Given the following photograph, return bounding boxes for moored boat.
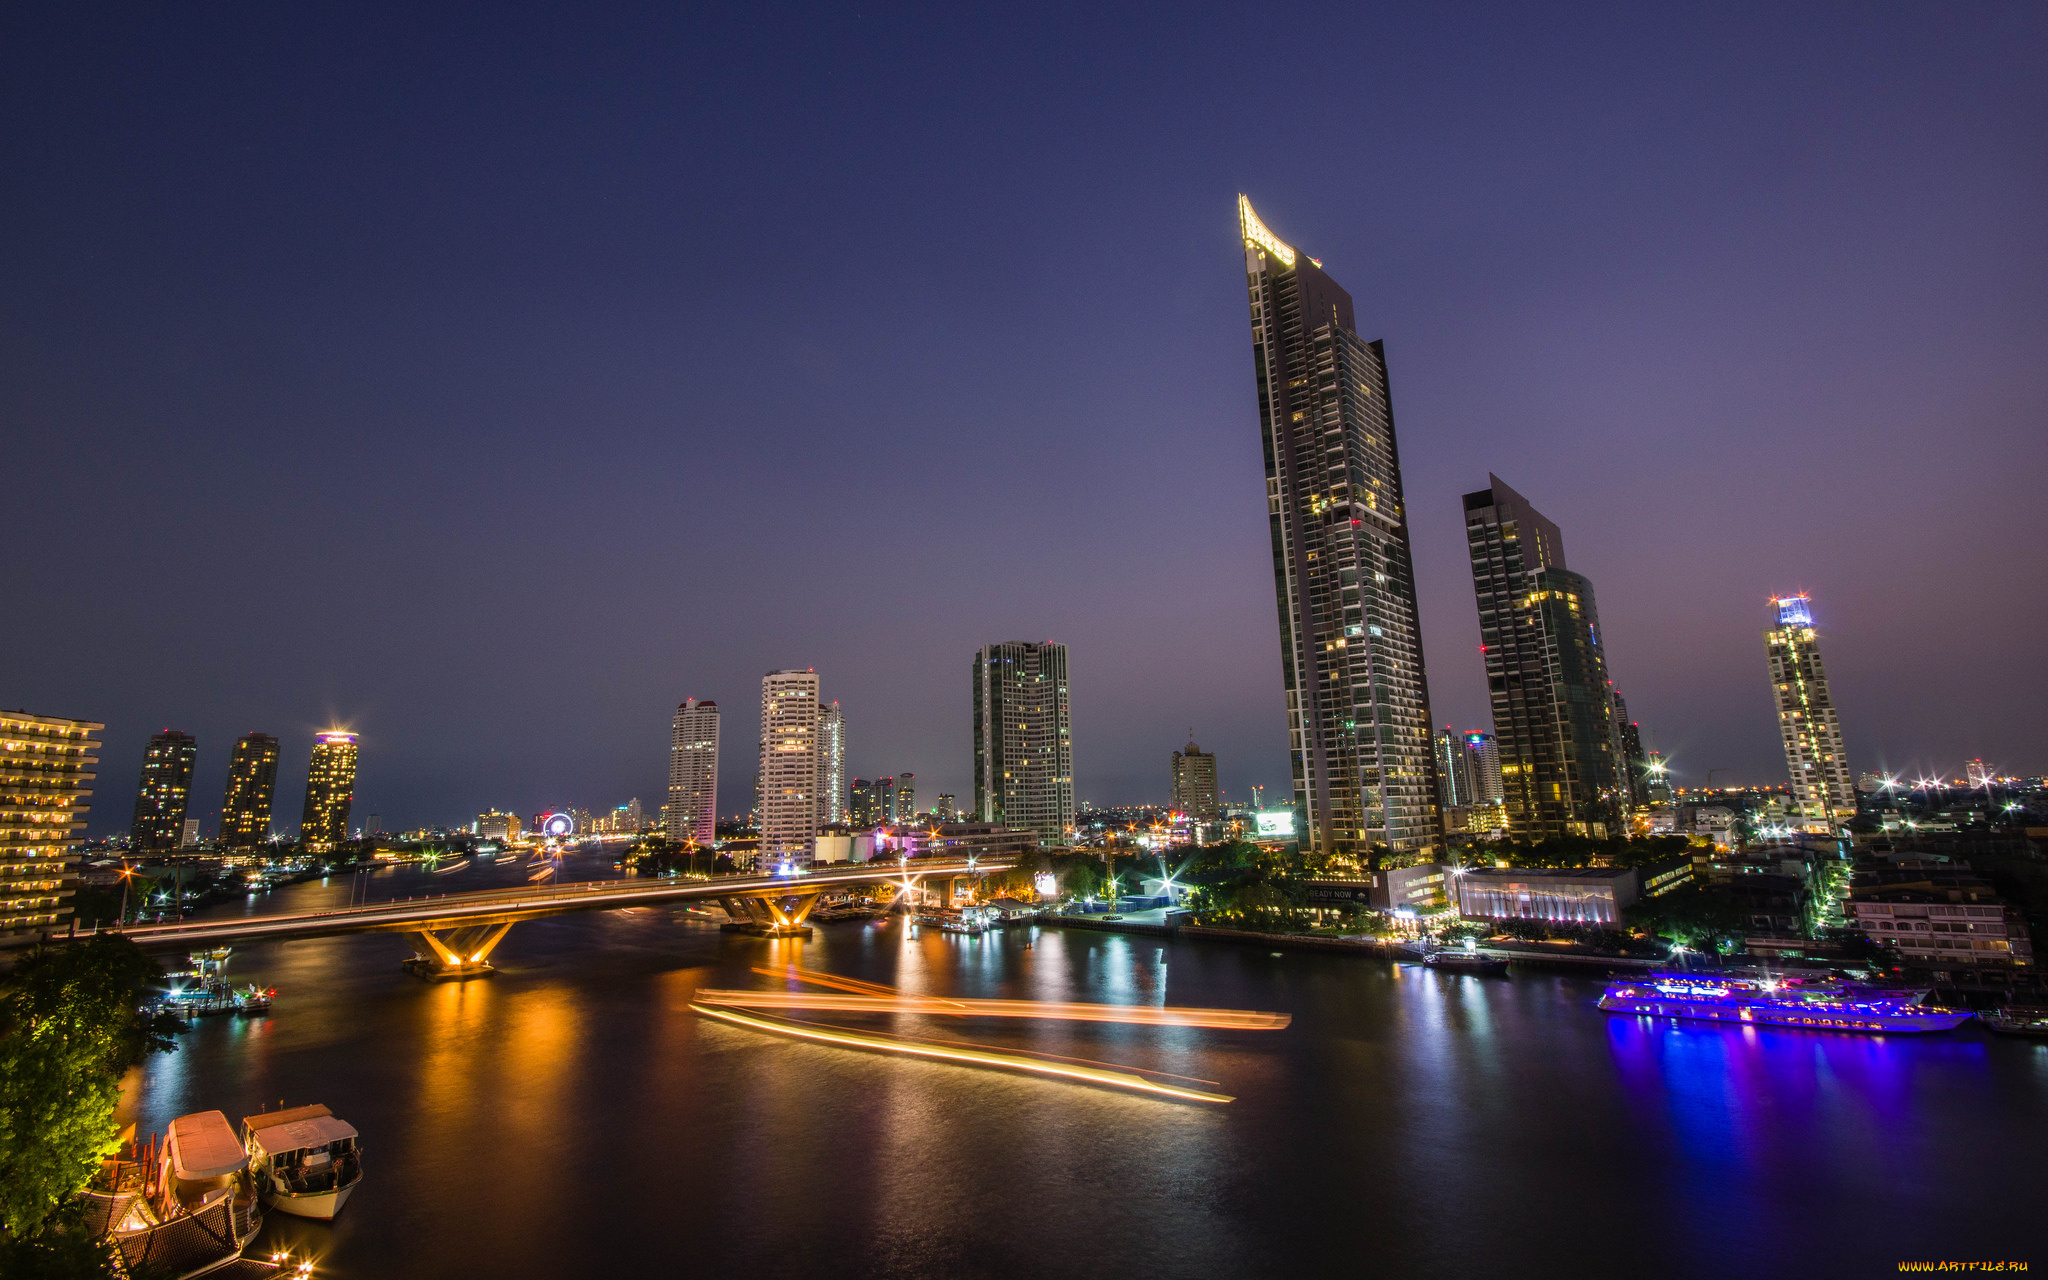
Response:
[1598,970,1972,1034]
[1980,1005,2048,1038]
[82,1110,266,1277]
[242,1105,363,1220]
[1424,948,1510,974]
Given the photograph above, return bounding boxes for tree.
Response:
[0,935,177,1240]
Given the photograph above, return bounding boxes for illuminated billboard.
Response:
[1255,810,1296,838]
[1033,872,1058,897]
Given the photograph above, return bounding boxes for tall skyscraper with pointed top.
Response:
[219,732,280,848]
[668,698,720,846]
[1766,594,1855,832]
[1238,196,1441,865]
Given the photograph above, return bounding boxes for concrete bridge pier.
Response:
[718,891,821,938]
[401,922,514,980]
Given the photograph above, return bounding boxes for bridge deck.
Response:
[85,858,1011,952]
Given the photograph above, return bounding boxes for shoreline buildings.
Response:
[1238,196,1440,865]
[131,729,198,853]
[973,641,1073,846]
[1766,594,1855,832]
[1463,475,1627,839]
[0,711,100,939]
[219,732,280,848]
[667,698,720,846]
[299,731,359,850]
[759,670,821,868]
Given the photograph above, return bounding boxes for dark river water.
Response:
[119,852,2048,1279]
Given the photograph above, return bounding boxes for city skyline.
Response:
[6,7,2043,834]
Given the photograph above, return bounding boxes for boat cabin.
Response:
[242,1104,361,1193]
[164,1111,248,1210]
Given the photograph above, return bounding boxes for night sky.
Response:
[5,4,2044,834]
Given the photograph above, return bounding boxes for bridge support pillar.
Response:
[939,877,956,908]
[401,922,513,980]
[718,891,820,938]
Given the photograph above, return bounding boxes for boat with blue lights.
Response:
[1598,968,1972,1034]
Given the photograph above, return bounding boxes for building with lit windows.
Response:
[1435,728,1477,807]
[1464,475,1626,839]
[892,772,916,822]
[219,732,280,848]
[668,698,719,846]
[849,777,887,827]
[973,641,1073,845]
[1462,731,1504,805]
[1765,594,1855,832]
[1238,196,1440,865]
[1171,737,1219,819]
[299,731,358,850]
[131,730,198,853]
[1,711,100,939]
[759,671,821,868]
[816,702,845,825]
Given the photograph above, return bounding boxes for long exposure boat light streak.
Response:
[695,989,1291,1029]
[688,1003,1234,1103]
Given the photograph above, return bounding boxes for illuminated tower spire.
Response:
[1765,594,1855,832]
[1239,196,1441,864]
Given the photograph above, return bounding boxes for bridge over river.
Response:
[73,857,1013,978]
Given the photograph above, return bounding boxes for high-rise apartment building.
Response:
[131,730,198,853]
[816,702,845,826]
[1434,727,1478,808]
[1171,737,1219,819]
[1239,196,1440,864]
[849,778,882,827]
[1464,475,1627,839]
[1610,691,1650,809]
[0,711,100,938]
[759,670,821,868]
[936,794,958,822]
[667,698,720,846]
[219,732,280,848]
[299,731,359,849]
[1462,731,1505,805]
[893,772,915,822]
[1766,594,1855,831]
[973,641,1073,845]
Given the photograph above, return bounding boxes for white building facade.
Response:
[1765,594,1855,831]
[759,671,822,869]
[817,701,845,826]
[667,698,720,846]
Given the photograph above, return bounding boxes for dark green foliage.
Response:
[1624,884,1748,955]
[0,935,178,1240]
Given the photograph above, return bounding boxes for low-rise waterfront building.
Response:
[1454,866,1640,926]
[1846,859,2034,969]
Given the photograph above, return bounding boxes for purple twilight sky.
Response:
[4,3,2044,834]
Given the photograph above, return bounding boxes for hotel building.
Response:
[973,641,1073,845]
[299,731,358,850]
[1,711,100,938]
[219,732,280,848]
[1171,737,1219,819]
[131,729,198,853]
[1239,196,1440,865]
[759,671,821,868]
[817,701,845,825]
[667,698,720,846]
[1765,594,1855,831]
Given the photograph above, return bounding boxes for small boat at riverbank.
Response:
[82,1111,269,1277]
[1599,970,1972,1034]
[1980,1005,2048,1038]
[1424,948,1510,975]
[242,1105,363,1220]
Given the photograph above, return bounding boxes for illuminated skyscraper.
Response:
[219,732,280,848]
[816,702,845,825]
[893,773,915,821]
[131,730,198,853]
[1464,475,1627,839]
[668,698,719,846]
[299,731,358,849]
[0,711,100,938]
[1766,594,1855,831]
[1239,196,1440,863]
[1462,731,1504,805]
[759,670,820,868]
[849,777,885,827]
[1171,737,1219,819]
[973,641,1073,845]
[1435,728,1477,807]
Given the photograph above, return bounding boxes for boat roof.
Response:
[169,1111,248,1179]
[244,1104,357,1152]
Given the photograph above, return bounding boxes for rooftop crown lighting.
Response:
[1239,195,1297,267]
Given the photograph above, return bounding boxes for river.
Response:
[118,851,2048,1278]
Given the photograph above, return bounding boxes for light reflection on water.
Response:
[116,863,2048,1278]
